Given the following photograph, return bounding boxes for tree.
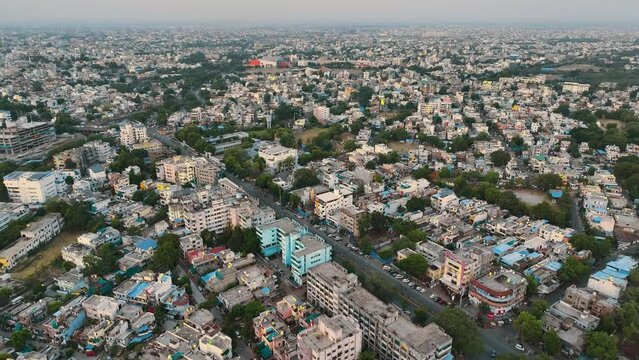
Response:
[64,176,74,186]
[359,350,376,360]
[405,196,427,212]
[82,243,119,277]
[413,307,429,326]
[152,233,182,272]
[570,234,614,259]
[533,174,563,191]
[292,168,320,189]
[396,254,428,278]
[9,329,31,350]
[514,311,544,344]
[434,308,484,356]
[557,257,590,284]
[0,287,12,307]
[543,330,561,356]
[369,211,387,235]
[529,299,548,319]
[490,150,511,167]
[584,331,617,360]
[289,193,301,210]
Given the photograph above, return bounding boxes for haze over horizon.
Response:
[2,0,639,27]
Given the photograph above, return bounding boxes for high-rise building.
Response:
[119,121,148,146]
[2,171,57,204]
[0,120,56,156]
[297,315,362,360]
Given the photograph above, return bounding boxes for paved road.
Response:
[153,131,520,359]
[569,191,584,232]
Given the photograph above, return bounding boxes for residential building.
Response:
[0,213,64,269]
[440,248,495,295]
[199,332,233,359]
[77,227,122,249]
[338,205,364,238]
[314,189,353,219]
[156,156,218,185]
[3,171,57,204]
[61,243,94,269]
[180,234,204,253]
[297,315,362,360]
[307,262,360,316]
[562,82,590,94]
[119,121,148,146]
[0,202,29,231]
[431,188,459,212]
[82,295,126,321]
[563,285,618,317]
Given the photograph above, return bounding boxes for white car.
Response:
[402,278,410,283]
[515,344,525,352]
[419,288,426,293]
[395,274,403,279]
[429,293,438,299]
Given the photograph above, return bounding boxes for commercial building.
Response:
[258,144,298,172]
[468,269,527,318]
[0,213,64,269]
[0,119,56,156]
[297,315,362,360]
[3,171,57,204]
[119,121,148,146]
[441,248,495,295]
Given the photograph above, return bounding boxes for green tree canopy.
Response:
[434,308,484,356]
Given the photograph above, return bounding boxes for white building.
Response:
[297,315,362,360]
[562,82,590,94]
[0,213,64,269]
[2,171,57,204]
[119,121,149,147]
[199,332,233,359]
[156,156,218,185]
[314,189,353,219]
[258,144,298,172]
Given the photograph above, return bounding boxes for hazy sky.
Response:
[2,0,639,26]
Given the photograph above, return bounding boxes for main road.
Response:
[152,131,519,359]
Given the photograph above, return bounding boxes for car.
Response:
[490,349,497,358]
[515,344,525,352]
[402,278,410,283]
[358,251,364,256]
[382,265,391,270]
[408,282,415,287]
[429,293,438,300]
[419,288,426,293]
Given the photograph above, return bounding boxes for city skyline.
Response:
[2,0,639,26]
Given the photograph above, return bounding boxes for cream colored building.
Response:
[0,213,64,269]
[297,315,362,360]
[119,121,149,146]
[2,171,57,204]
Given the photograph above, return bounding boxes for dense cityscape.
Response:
[0,21,638,360]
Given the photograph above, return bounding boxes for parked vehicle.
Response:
[515,344,525,352]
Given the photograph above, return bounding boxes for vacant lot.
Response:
[297,127,323,143]
[599,119,625,130]
[388,141,418,152]
[556,64,601,72]
[11,230,81,281]
[513,189,547,206]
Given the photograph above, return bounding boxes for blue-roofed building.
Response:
[587,255,638,299]
[135,239,158,252]
[431,188,459,212]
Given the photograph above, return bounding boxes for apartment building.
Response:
[82,295,126,321]
[168,189,232,234]
[562,82,590,94]
[0,120,56,156]
[586,255,637,299]
[228,202,276,229]
[313,106,331,123]
[340,287,452,360]
[468,269,527,318]
[431,188,459,212]
[0,213,64,269]
[563,285,617,317]
[179,233,204,253]
[441,248,495,295]
[83,140,112,162]
[61,243,94,269]
[0,202,29,231]
[119,121,148,146]
[314,189,353,219]
[3,171,57,204]
[257,218,332,284]
[258,144,298,171]
[306,263,453,360]
[53,146,99,171]
[338,205,365,238]
[307,262,360,316]
[297,315,362,360]
[156,156,218,185]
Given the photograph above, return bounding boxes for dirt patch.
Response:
[513,189,547,206]
[11,230,82,281]
[296,127,323,143]
[556,64,601,72]
[388,141,418,152]
[598,119,625,130]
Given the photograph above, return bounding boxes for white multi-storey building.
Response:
[297,315,362,360]
[2,171,57,204]
[258,144,298,171]
[119,121,149,146]
[314,189,353,219]
[156,156,218,185]
[0,213,64,269]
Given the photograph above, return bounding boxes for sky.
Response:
[1,0,639,26]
